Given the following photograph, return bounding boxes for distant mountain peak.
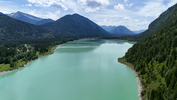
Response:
[7,11,54,25]
[72,13,80,15]
[17,11,22,13]
[43,13,109,38]
[109,25,135,36]
[118,25,124,27]
[66,13,84,18]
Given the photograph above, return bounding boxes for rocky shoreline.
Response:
[118,58,143,100]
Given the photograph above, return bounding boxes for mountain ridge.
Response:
[0,13,109,40]
[101,25,116,32]
[109,25,136,36]
[7,11,54,25]
[101,25,136,36]
[43,13,109,38]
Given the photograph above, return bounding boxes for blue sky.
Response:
[0,0,176,31]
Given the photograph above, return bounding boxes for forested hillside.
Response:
[43,14,109,38]
[0,38,74,72]
[120,13,177,100]
[0,15,54,40]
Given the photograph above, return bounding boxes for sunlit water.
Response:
[0,39,139,100]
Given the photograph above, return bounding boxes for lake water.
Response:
[0,39,139,100]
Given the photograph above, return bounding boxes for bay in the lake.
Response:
[0,39,139,100]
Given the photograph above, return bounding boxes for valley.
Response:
[0,1,177,100]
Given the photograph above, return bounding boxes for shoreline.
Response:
[0,71,11,75]
[0,39,78,76]
[0,44,63,76]
[118,58,143,100]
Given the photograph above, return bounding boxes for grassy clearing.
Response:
[14,60,26,68]
[0,64,12,72]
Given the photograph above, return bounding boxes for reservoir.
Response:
[0,39,139,100]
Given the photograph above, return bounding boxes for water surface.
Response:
[0,39,139,100]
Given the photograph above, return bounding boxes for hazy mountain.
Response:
[7,11,54,25]
[133,29,146,34]
[101,25,136,36]
[109,25,136,36]
[35,19,54,25]
[43,14,109,38]
[121,3,177,100]
[101,25,116,32]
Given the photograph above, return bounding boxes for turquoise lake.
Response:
[0,39,139,100]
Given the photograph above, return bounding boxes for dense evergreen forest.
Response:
[119,9,177,100]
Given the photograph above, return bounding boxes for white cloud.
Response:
[137,20,149,26]
[129,3,133,8]
[56,10,60,14]
[28,9,36,15]
[167,0,177,8]
[45,11,60,20]
[126,3,133,8]
[77,0,109,12]
[134,19,140,22]
[85,7,100,12]
[26,4,32,7]
[28,0,68,10]
[138,1,167,17]
[74,10,79,13]
[124,0,128,3]
[114,3,124,10]
[51,3,68,10]
[124,17,131,20]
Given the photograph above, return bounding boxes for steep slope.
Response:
[136,3,177,40]
[7,11,54,25]
[120,9,177,100]
[43,14,109,38]
[101,25,116,32]
[0,15,54,40]
[109,26,136,36]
